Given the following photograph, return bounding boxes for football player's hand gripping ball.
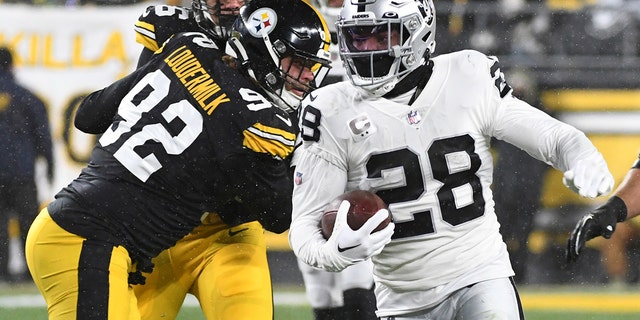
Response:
[563,151,614,198]
[321,200,394,272]
[566,196,627,262]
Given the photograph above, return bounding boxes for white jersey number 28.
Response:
[371,135,486,239]
[300,105,486,240]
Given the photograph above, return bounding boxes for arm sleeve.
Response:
[289,145,349,269]
[136,48,155,69]
[216,152,294,233]
[491,95,598,173]
[468,53,597,173]
[74,70,140,134]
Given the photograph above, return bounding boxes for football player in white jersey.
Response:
[296,1,378,320]
[289,0,615,319]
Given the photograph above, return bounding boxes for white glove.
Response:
[563,151,614,198]
[321,200,395,272]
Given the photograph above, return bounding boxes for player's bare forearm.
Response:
[614,167,640,220]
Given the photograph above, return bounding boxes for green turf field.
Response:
[3,305,640,320]
[2,283,640,320]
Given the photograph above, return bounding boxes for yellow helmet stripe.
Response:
[302,0,332,52]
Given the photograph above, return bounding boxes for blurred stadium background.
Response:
[3,0,640,318]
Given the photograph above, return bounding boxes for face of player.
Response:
[207,0,244,25]
[347,26,401,52]
[280,56,316,97]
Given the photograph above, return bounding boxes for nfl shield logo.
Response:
[294,172,303,185]
[407,110,422,124]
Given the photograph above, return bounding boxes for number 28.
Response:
[300,105,486,240]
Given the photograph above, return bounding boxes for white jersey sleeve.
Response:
[289,50,603,315]
[289,83,358,270]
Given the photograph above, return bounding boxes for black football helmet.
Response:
[227,0,332,111]
[193,0,244,40]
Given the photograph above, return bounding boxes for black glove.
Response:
[566,196,627,263]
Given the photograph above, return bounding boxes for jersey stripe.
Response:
[134,21,159,51]
[77,239,111,318]
[243,123,296,159]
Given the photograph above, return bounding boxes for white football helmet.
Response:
[337,0,436,96]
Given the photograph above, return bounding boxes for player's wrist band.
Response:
[605,195,628,222]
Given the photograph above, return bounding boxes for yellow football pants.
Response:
[25,208,140,320]
[133,214,273,320]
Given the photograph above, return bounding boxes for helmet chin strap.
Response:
[265,87,300,112]
[226,37,260,83]
[260,29,282,82]
[363,79,399,97]
[279,88,302,111]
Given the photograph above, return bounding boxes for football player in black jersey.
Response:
[133,1,331,319]
[134,1,279,319]
[134,0,243,66]
[24,0,331,319]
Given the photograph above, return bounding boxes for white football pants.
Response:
[381,277,524,320]
[297,257,374,308]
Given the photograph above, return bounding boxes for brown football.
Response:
[321,190,391,239]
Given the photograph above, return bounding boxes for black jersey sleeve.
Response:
[74,69,143,134]
[215,151,293,233]
[135,5,199,54]
[134,6,202,72]
[136,48,155,69]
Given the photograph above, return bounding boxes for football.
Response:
[321,190,391,239]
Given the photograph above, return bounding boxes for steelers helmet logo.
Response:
[247,8,278,38]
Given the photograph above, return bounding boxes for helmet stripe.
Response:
[303,0,332,52]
